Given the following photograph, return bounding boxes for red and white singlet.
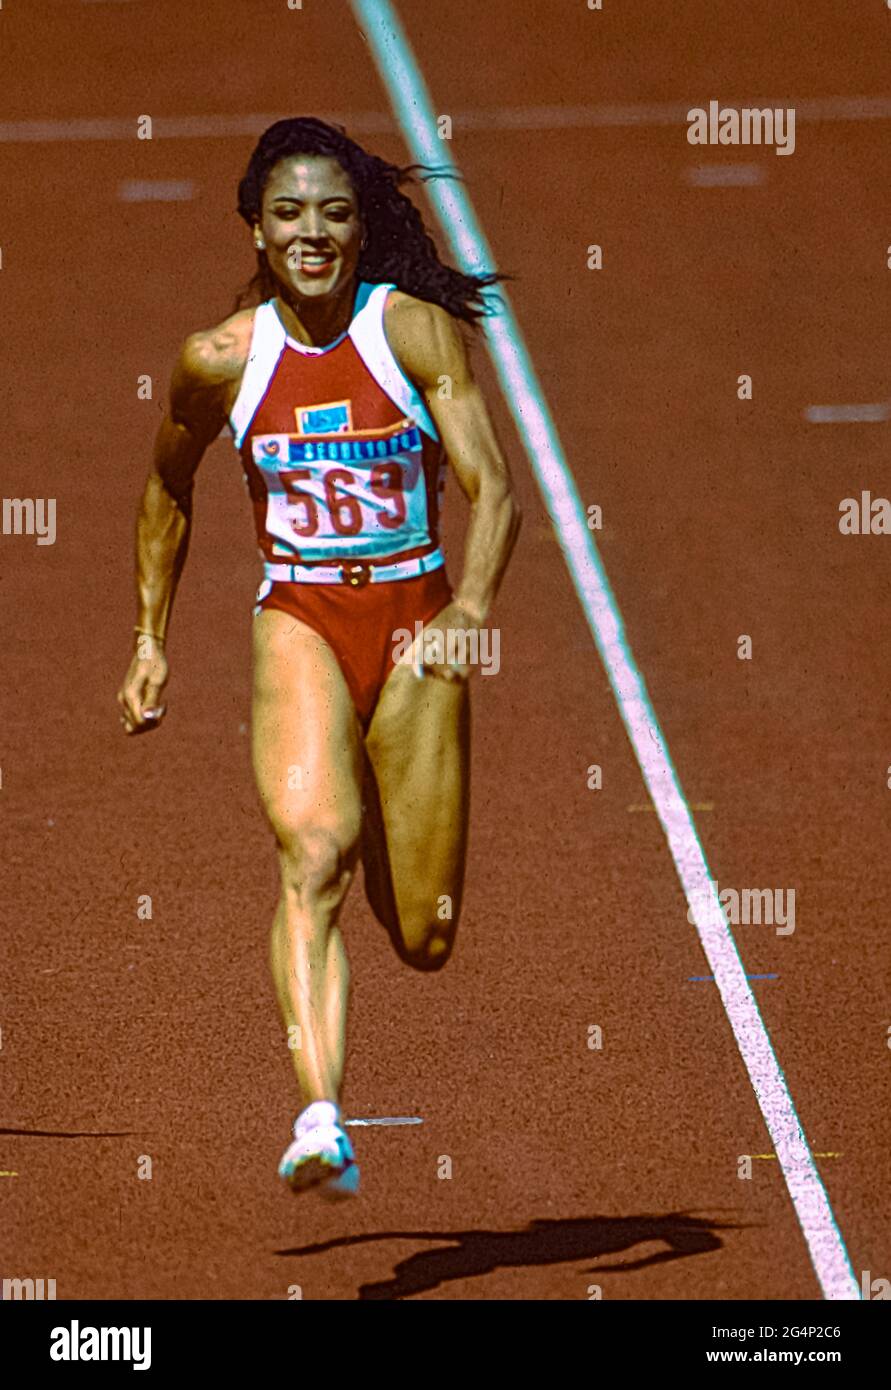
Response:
[229,280,447,578]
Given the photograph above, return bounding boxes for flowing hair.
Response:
[234,116,506,325]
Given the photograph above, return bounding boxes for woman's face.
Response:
[257,154,362,302]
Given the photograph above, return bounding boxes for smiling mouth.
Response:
[296,250,336,275]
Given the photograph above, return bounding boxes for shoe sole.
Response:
[279,1140,359,1199]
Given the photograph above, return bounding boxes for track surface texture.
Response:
[1,0,889,1300]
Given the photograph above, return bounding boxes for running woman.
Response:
[117,118,521,1198]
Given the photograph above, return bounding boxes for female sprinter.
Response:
[117,118,521,1199]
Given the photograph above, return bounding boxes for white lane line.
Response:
[804,403,890,423]
[686,164,766,186]
[117,179,195,202]
[351,0,861,1302]
[1,95,891,143]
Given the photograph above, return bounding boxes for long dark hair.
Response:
[234,117,505,325]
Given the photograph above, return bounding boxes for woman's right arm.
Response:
[117,330,234,735]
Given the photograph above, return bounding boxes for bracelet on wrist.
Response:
[134,626,166,646]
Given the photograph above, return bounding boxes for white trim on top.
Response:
[349,282,439,441]
[229,302,286,450]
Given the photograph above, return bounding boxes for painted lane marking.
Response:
[351,0,861,1302]
[3,95,891,144]
[451,96,891,129]
[628,801,714,812]
[689,974,778,982]
[804,403,890,423]
[686,164,765,186]
[118,180,195,202]
[343,1117,423,1127]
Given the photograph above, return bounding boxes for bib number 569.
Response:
[280,463,406,537]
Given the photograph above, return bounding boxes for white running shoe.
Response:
[278,1101,359,1200]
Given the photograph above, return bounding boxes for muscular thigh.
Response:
[252,608,364,862]
[362,656,470,954]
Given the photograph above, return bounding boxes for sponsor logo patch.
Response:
[296,400,353,436]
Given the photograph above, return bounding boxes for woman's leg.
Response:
[252,606,364,1110]
[362,622,471,971]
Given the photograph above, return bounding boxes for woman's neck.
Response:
[273,277,359,347]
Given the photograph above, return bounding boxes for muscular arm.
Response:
[386,295,521,623]
[136,331,234,639]
[118,321,245,734]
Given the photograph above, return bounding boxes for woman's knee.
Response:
[275,820,361,910]
[397,907,459,972]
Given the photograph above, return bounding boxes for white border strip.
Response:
[350,0,861,1301]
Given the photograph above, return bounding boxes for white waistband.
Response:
[263,548,445,587]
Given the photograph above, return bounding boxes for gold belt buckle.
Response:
[341,561,372,588]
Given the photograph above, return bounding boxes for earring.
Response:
[255,239,266,252]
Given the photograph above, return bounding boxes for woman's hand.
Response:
[117,638,169,735]
[414,599,485,684]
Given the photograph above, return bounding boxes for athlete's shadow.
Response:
[276,1210,745,1299]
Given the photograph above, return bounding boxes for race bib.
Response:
[251,427,431,561]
